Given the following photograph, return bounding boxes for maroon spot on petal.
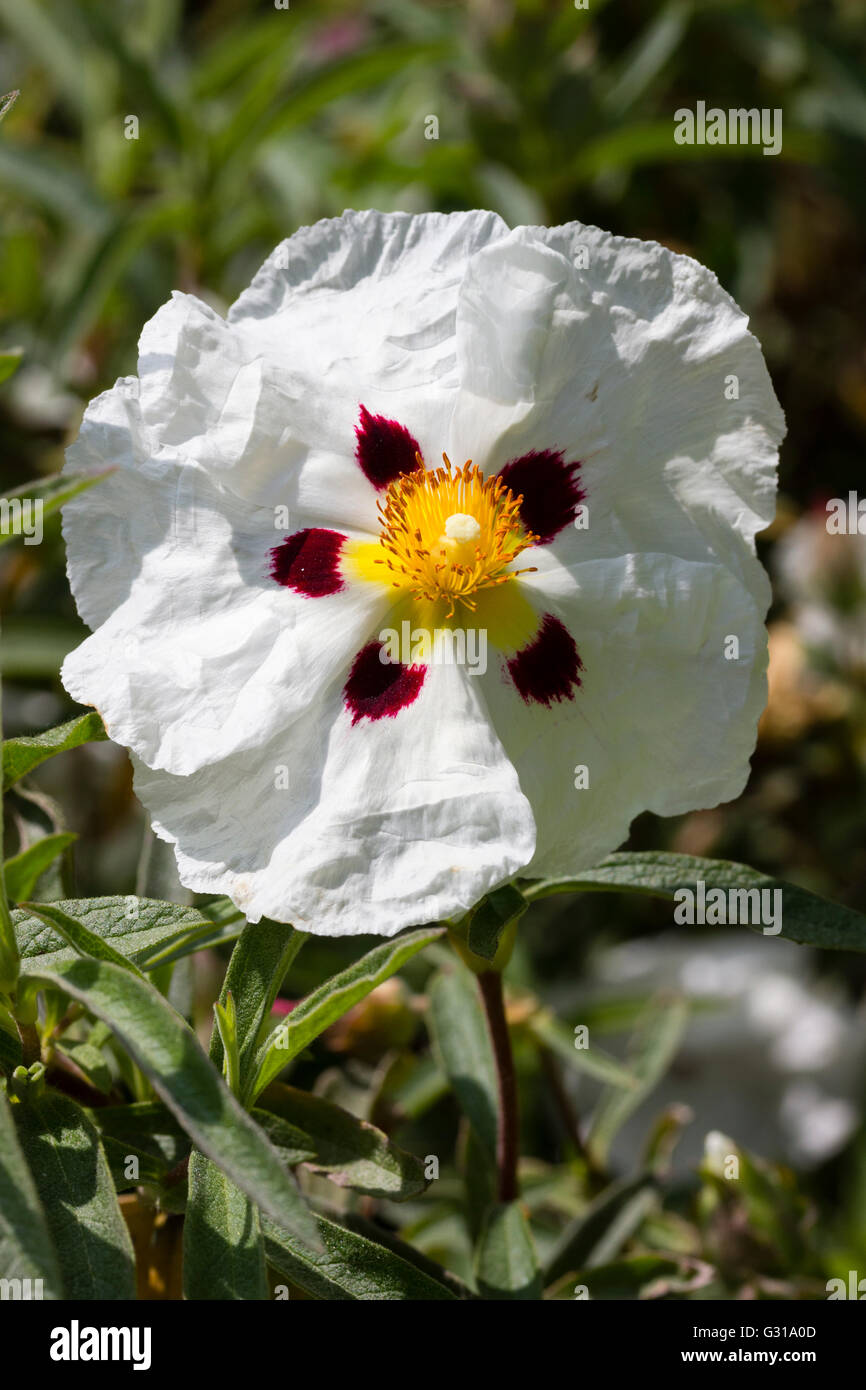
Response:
[344,641,426,724]
[497,449,584,544]
[355,404,422,490]
[507,614,582,707]
[269,528,346,597]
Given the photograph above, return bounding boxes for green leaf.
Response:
[544,1173,659,1284]
[183,1151,268,1301]
[0,469,115,549]
[475,1202,542,1300]
[552,1254,687,1300]
[0,142,108,225]
[0,1091,62,1297]
[527,1009,639,1089]
[248,927,443,1104]
[467,884,527,962]
[586,996,689,1168]
[3,833,76,903]
[13,895,241,973]
[12,1089,135,1298]
[263,1211,459,1301]
[19,901,147,979]
[2,712,107,788]
[0,88,18,123]
[428,962,498,1159]
[19,956,320,1253]
[221,40,451,167]
[100,1135,171,1190]
[210,919,305,1089]
[213,991,240,1097]
[0,350,22,385]
[524,851,866,953]
[89,1100,189,1173]
[0,1001,23,1072]
[256,1081,428,1201]
[55,1038,112,1096]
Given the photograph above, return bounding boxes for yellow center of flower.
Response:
[369,456,538,618]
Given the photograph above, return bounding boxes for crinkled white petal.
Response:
[134,661,536,935]
[62,381,391,775]
[482,553,768,877]
[61,210,784,936]
[450,223,783,605]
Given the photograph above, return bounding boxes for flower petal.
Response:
[354,405,422,490]
[133,663,536,935]
[482,553,770,877]
[61,382,391,776]
[343,641,426,723]
[270,528,347,597]
[506,614,583,706]
[497,449,584,544]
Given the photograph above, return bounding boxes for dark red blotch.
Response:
[507,614,582,707]
[355,404,422,490]
[344,642,426,724]
[269,528,346,597]
[497,450,584,544]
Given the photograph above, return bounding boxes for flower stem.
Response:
[477,969,519,1202]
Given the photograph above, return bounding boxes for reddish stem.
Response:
[477,969,519,1202]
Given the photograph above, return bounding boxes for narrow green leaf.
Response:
[183,1151,268,1301]
[0,469,115,549]
[2,712,107,788]
[0,88,18,122]
[524,852,866,953]
[256,1082,428,1201]
[101,1136,170,1189]
[528,1010,639,1089]
[587,996,689,1167]
[545,1173,659,1283]
[263,1211,459,1301]
[12,1089,134,1298]
[89,1100,189,1173]
[20,956,320,1253]
[475,1202,542,1300]
[467,884,527,962]
[19,901,147,979]
[249,927,443,1104]
[0,142,108,225]
[0,1002,23,1071]
[0,1091,62,1297]
[210,919,305,1087]
[0,350,22,385]
[213,991,240,1097]
[13,895,239,973]
[428,962,498,1159]
[55,1038,112,1095]
[3,833,76,903]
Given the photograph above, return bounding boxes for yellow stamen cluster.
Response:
[374,454,538,617]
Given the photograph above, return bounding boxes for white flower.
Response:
[61,210,784,936]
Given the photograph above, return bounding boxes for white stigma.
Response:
[443,513,481,544]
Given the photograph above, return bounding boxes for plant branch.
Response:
[477,969,519,1203]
